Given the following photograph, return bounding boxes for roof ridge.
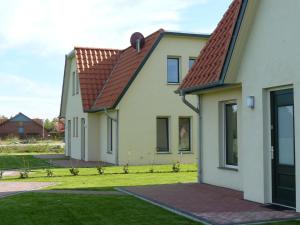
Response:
[74,46,121,51]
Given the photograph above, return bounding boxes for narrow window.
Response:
[72,72,76,96]
[76,72,79,94]
[224,103,238,166]
[76,117,79,137]
[107,117,113,153]
[189,58,196,70]
[156,118,169,152]
[179,117,191,152]
[167,57,180,83]
[72,117,75,137]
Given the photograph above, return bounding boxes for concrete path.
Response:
[0,182,55,198]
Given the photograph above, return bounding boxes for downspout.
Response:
[180,91,203,184]
[104,109,119,165]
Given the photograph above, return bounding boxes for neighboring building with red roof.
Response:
[177,0,300,211]
[60,29,209,165]
[0,113,49,139]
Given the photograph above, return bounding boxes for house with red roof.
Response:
[177,0,300,211]
[0,113,49,139]
[60,29,209,165]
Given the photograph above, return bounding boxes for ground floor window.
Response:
[156,117,169,152]
[224,102,238,167]
[179,117,191,152]
[107,117,113,153]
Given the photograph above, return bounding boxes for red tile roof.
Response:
[92,29,163,110]
[179,0,243,91]
[75,47,121,111]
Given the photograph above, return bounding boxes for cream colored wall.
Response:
[223,0,300,209]
[98,111,118,164]
[200,87,243,190]
[65,56,88,160]
[117,35,207,165]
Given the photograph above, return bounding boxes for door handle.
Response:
[270,146,274,160]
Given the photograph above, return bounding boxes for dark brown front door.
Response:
[271,89,295,207]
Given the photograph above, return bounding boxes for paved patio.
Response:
[0,182,55,198]
[120,183,300,225]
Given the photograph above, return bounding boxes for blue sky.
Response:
[0,0,231,119]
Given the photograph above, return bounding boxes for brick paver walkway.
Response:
[121,183,300,225]
[0,182,55,198]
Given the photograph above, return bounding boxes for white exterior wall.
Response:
[232,0,300,208]
[200,87,243,191]
[65,56,88,160]
[99,111,118,164]
[117,35,207,165]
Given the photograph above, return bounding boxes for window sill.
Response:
[156,152,172,154]
[178,151,193,154]
[167,83,180,85]
[218,166,238,172]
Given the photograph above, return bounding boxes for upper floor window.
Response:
[72,71,79,95]
[189,58,196,70]
[167,57,180,84]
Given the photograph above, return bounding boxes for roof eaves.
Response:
[219,0,248,83]
[59,55,68,118]
[163,31,210,39]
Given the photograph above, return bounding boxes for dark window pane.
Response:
[189,58,196,70]
[179,118,190,151]
[157,118,169,152]
[108,118,113,152]
[167,58,179,83]
[225,103,238,166]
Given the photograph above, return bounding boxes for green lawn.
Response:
[0,154,51,170]
[0,154,197,190]
[0,192,200,225]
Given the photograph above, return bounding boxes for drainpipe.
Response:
[104,109,119,165]
[180,92,203,184]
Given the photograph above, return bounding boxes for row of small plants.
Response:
[0,161,183,179]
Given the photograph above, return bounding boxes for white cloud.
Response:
[0,73,60,119]
[0,0,207,55]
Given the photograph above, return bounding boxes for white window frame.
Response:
[188,57,196,70]
[167,56,181,84]
[178,117,192,152]
[220,100,238,170]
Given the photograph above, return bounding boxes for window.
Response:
[224,103,238,167]
[76,72,79,94]
[156,118,169,152]
[75,117,78,137]
[167,57,180,83]
[72,72,76,95]
[189,58,196,70]
[179,118,191,151]
[107,117,113,153]
[73,117,75,137]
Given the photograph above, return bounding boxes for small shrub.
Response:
[19,169,29,179]
[97,166,105,175]
[69,167,79,176]
[172,161,180,173]
[123,164,129,174]
[149,168,154,173]
[46,169,53,177]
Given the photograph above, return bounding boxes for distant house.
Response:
[60,29,209,165]
[178,0,300,210]
[0,113,49,139]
